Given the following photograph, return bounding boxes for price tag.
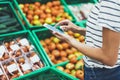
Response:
[7,63,18,73]
[10,44,20,51]
[19,38,29,46]
[30,55,40,63]
[21,63,31,71]
[0,68,3,75]
[0,46,6,58]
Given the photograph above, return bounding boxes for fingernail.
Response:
[60,26,63,29]
[52,31,56,34]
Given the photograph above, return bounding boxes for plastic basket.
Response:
[14,67,78,80]
[13,0,76,29]
[54,57,83,80]
[32,28,85,66]
[54,56,83,67]
[32,28,56,66]
[0,2,26,34]
[0,30,50,80]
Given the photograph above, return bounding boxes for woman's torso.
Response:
[84,0,120,68]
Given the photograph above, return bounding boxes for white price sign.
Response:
[0,68,3,75]
[0,46,6,58]
[19,38,29,46]
[21,63,32,71]
[30,55,40,63]
[7,63,18,73]
[10,44,20,51]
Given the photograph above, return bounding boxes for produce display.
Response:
[40,30,85,64]
[13,67,77,80]
[0,0,98,79]
[0,37,44,80]
[56,59,84,80]
[0,6,23,34]
[68,3,94,21]
[19,1,73,26]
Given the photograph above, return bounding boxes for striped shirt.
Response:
[83,0,120,68]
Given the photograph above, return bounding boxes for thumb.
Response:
[60,26,69,31]
[52,31,61,37]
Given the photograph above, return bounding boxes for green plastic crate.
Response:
[32,28,85,66]
[14,67,77,80]
[54,56,83,67]
[54,56,83,80]
[13,0,76,29]
[0,2,26,34]
[32,28,57,66]
[0,30,50,79]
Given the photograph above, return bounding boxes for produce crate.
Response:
[62,0,98,23]
[0,2,26,34]
[13,0,76,29]
[32,28,56,66]
[54,57,84,80]
[0,30,49,80]
[32,28,85,66]
[14,67,77,80]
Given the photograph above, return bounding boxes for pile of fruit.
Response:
[57,59,84,80]
[40,30,85,64]
[0,38,44,80]
[19,1,73,26]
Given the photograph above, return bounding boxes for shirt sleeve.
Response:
[97,0,120,32]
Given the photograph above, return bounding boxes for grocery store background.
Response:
[0,0,98,80]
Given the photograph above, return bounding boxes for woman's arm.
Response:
[54,27,120,66]
[69,27,120,66]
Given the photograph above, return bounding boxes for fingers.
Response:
[52,31,63,40]
[52,31,63,37]
[54,19,70,28]
[60,26,68,31]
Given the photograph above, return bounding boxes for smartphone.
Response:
[43,24,64,34]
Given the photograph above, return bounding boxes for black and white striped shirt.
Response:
[83,0,120,68]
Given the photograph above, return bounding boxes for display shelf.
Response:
[54,56,83,80]
[32,28,85,66]
[14,67,77,80]
[13,0,76,30]
[0,30,50,80]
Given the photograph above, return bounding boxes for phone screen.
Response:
[43,24,64,34]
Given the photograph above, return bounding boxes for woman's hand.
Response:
[54,19,86,35]
[54,19,78,31]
